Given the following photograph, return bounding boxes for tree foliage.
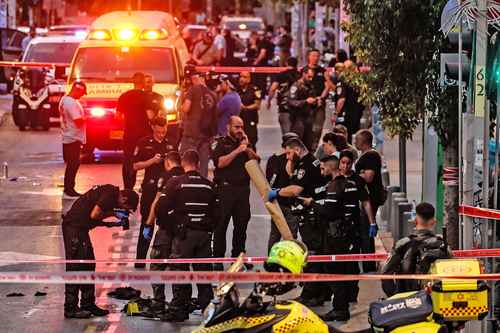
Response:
[342,0,457,144]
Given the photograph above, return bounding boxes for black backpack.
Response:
[199,87,218,137]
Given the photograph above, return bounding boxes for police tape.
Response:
[458,205,500,220]
[1,248,500,265]
[1,271,500,284]
[0,61,70,68]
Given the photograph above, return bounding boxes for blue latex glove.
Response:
[268,188,280,202]
[369,224,378,238]
[143,225,153,240]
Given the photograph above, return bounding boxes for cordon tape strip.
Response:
[1,271,500,284]
[0,248,499,265]
[458,205,500,220]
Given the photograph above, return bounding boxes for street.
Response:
[0,97,393,332]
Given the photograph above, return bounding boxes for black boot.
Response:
[320,309,350,322]
[81,304,110,316]
[160,309,189,322]
[64,307,92,319]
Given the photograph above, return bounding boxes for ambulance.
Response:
[67,11,188,155]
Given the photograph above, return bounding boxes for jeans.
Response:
[179,135,211,178]
[311,105,326,151]
[62,141,82,193]
[278,112,293,135]
[291,115,314,151]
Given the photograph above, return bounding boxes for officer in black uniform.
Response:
[238,71,262,151]
[288,67,318,151]
[302,149,374,322]
[267,137,327,306]
[268,57,300,134]
[211,116,259,269]
[142,151,185,313]
[144,74,165,118]
[156,150,218,322]
[133,116,176,268]
[265,132,301,250]
[62,185,138,318]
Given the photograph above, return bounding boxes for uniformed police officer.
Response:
[302,149,374,322]
[238,71,262,151]
[288,68,318,151]
[144,74,165,119]
[62,185,138,318]
[212,116,260,270]
[267,138,327,306]
[156,150,218,322]
[142,151,185,313]
[132,116,176,268]
[267,57,300,134]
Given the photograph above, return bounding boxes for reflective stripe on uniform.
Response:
[188,213,206,217]
[185,202,209,206]
[181,184,212,190]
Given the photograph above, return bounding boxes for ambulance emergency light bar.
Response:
[87,28,168,41]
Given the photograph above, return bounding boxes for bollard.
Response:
[388,192,406,230]
[382,185,400,223]
[402,211,415,237]
[1,162,7,179]
[390,196,407,236]
[381,167,390,187]
[397,203,413,239]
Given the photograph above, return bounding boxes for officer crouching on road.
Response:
[267,138,327,307]
[132,116,176,268]
[156,150,218,322]
[302,149,375,322]
[62,185,138,318]
[238,71,262,151]
[141,151,185,314]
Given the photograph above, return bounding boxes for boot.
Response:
[64,307,92,319]
[160,309,189,322]
[81,304,110,316]
[320,309,350,322]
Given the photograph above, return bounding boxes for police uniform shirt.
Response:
[116,89,148,146]
[158,166,185,193]
[266,153,291,206]
[211,136,250,186]
[336,79,363,121]
[275,69,299,111]
[338,173,369,221]
[133,136,176,187]
[289,153,323,199]
[145,91,165,116]
[238,84,262,126]
[63,185,119,230]
[303,65,326,97]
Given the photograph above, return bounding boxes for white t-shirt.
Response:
[59,95,86,144]
[213,34,226,57]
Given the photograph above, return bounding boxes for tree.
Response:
[342,0,460,248]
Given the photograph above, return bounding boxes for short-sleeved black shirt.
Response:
[117,89,149,146]
[63,185,119,230]
[355,149,384,206]
[275,69,299,111]
[336,79,364,121]
[289,152,323,199]
[256,39,274,65]
[211,135,250,186]
[302,65,326,97]
[266,153,292,206]
[238,84,261,125]
[338,173,369,221]
[145,91,164,116]
[158,166,185,193]
[133,136,176,187]
[183,84,218,138]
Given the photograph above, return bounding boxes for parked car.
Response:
[220,16,265,41]
[48,25,88,38]
[0,28,27,91]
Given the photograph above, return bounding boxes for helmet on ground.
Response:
[265,240,308,274]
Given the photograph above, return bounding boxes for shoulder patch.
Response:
[290,86,297,94]
[312,159,320,167]
[211,140,218,151]
[297,169,306,180]
[395,237,412,249]
[133,146,139,156]
[255,90,262,99]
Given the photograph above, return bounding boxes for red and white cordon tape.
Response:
[1,271,500,285]
[0,61,70,69]
[458,205,500,220]
[1,248,500,265]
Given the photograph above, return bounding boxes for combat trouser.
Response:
[136,184,157,267]
[150,228,174,305]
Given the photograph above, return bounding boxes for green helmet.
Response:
[265,240,308,274]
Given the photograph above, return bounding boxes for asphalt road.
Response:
[0,96,383,333]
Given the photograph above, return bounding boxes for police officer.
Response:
[156,150,217,322]
[267,138,327,306]
[62,185,138,318]
[268,57,300,134]
[133,116,176,268]
[144,74,165,119]
[288,67,318,151]
[238,71,262,151]
[212,116,259,270]
[142,151,185,313]
[302,149,374,322]
[381,202,451,297]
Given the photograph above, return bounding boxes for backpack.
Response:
[199,87,218,137]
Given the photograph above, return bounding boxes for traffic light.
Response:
[440,30,473,86]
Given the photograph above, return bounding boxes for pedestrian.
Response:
[221,29,244,66]
[59,81,87,198]
[180,72,218,178]
[132,116,176,269]
[301,149,375,321]
[267,138,327,307]
[334,61,365,142]
[62,185,138,318]
[316,132,358,161]
[252,32,274,95]
[216,75,241,137]
[277,25,292,67]
[156,150,218,322]
[267,57,300,134]
[245,32,260,66]
[238,71,262,151]
[288,67,317,150]
[22,26,36,51]
[212,116,259,270]
[302,49,331,151]
[191,31,219,66]
[354,129,386,272]
[144,151,185,314]
[210,25,226,64]
[117,72,148,190]
[144,74,164,119]
[266,132,301,251]
[381,202,451,297]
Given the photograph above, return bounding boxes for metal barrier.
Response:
[382,185,401,224]
[390,195,408,238]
